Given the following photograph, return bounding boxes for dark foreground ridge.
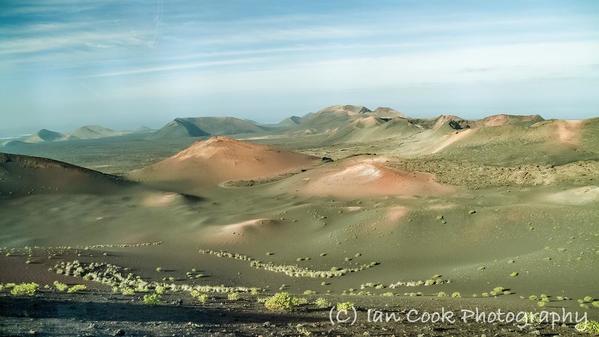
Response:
[0,293,585,337]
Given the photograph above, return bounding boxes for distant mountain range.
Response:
[152,117,268,138]
[3,125,130,146]
[3,105,597,159]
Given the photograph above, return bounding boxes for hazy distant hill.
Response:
[71,125,124,139]
[22,129,70,143]
[153,117,266,138]
[2,125,129,146]
[275,116,302,128]
[290,105,373,133]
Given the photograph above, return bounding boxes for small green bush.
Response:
[293,297,308,305]
[10,283,39,296]
[121,287,135,296]
[314,297,330,309]
[264,292,297,312]
[336,302,354,312]
[227,292,240,301]
[575,320,599,334]
[67,284,87,293]
[191,290,208,303]
[143,293,161,305]
[451,292,461,298]
[53,281,68,292]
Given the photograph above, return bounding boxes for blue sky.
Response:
[1,0,599,135]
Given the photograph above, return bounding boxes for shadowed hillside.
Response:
[0,153,130,197]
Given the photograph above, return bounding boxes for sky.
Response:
[1,0,599,135]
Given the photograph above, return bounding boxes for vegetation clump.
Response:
[264,292,301,312]
[575,320,599,334]
[53,281,68,292]
[314,297,330,308]
[155,285,166,295]
[10,282,39,296]
[67,284,87,293]
[336,302,354,312]
[191,290,208,303]
[199,249,378,278]
[143,293,161,305]
[389,274,449,288]
[121,288,135,296]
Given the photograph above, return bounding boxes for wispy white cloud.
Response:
[109,41,599,99]
[0,30,151,55]
[85,57,269,78]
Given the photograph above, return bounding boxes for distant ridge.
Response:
[153,117,266,138]
[3,124,130,146]
[22,129,69,143]
[71,125,123,139]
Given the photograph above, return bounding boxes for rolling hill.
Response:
[153,117,266,138]
[129,136,319,189]
[0,152,130,197]
[71,125,124,139]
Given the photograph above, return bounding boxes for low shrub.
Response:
[67,284,87,293]
[143,293,161,305]
[314,297,330,309]
[575,320,599,334]
[191,290,208,303]
[53,281,68,292]
[121,287,135,296]
[264,292,298,312]
[155,285,166,295]
[293,297,308,305]
[10,283,39,296]
[336,302,354,312]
